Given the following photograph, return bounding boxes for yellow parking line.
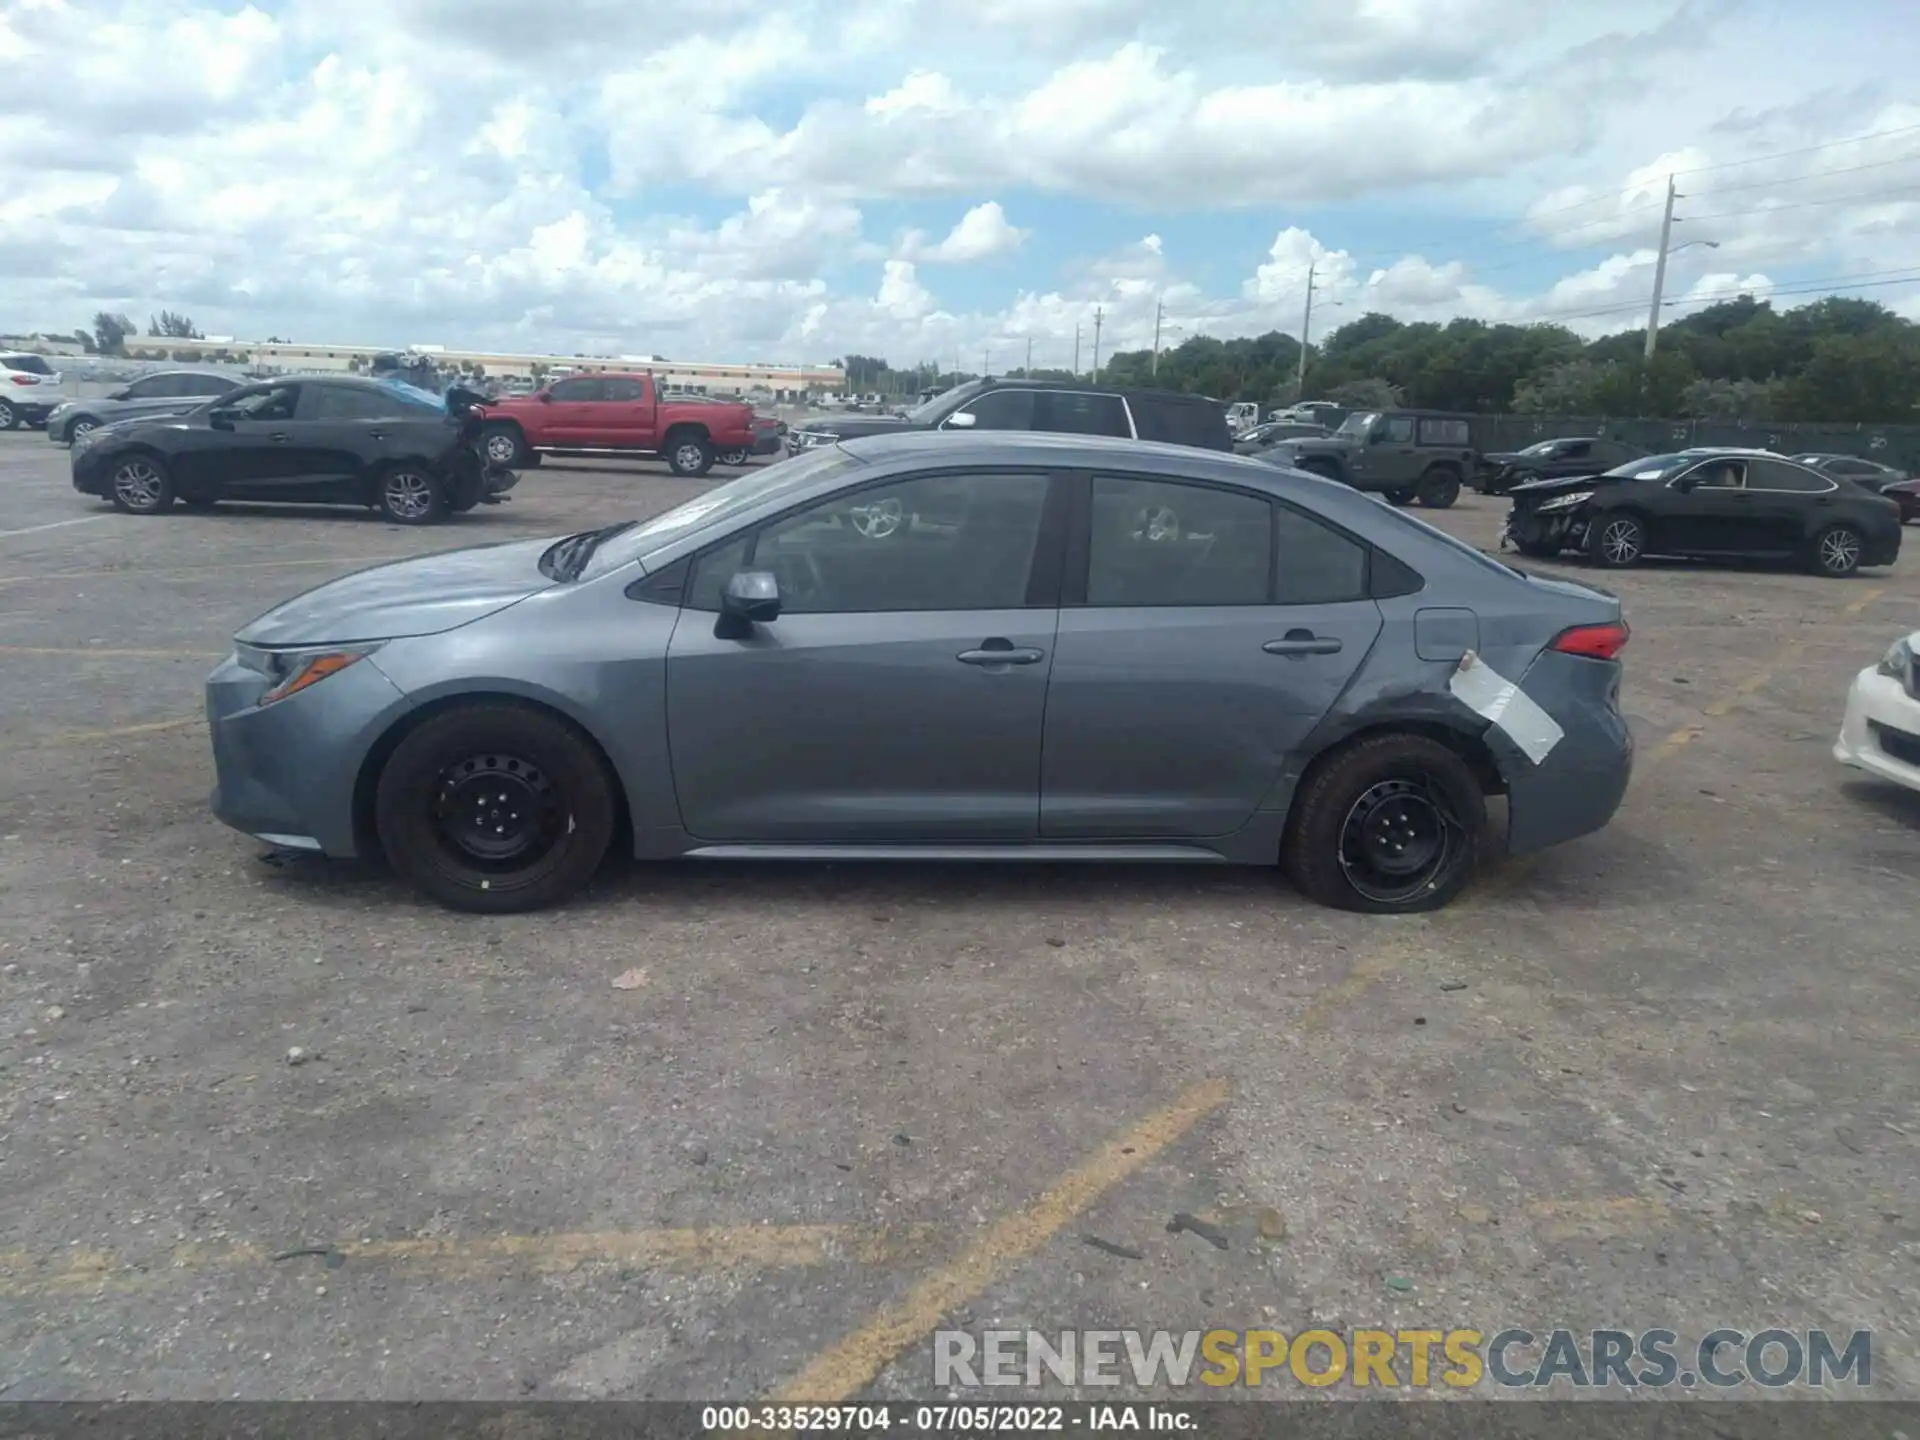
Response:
[772,1078,1232,1403]
[1296,930,1429,1031]
[44,715,201,744]
[0,1224,936,1298]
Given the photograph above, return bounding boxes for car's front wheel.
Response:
[1588,512,1645,567]
[667,434,715,477]
[375,465,444,525]
[67,416,100,443]
[109,455,174,514]
[1281,733,1485,914]
[374,703,618,914]
[1385,486,1416,506]
[1809,523,1864,578]
[480,424,527,467]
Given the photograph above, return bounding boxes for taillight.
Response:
[1550,621,1629,660]
[8,374,37,386]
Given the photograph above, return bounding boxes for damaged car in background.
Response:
[204,430,1633,919]
[72,376,516,525]
[1502,448,1902,577]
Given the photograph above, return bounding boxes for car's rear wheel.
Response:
[374,703,617,914]
[718,448,751,466]
[109,455,174,514]
[480,424,527,467]
[375,464,444,525]
[1417,466,1462,508]
[1385,486,1416,506]
[1281,733,1485,914]
[1588,513,1645,567]
[0,398,17,430]
[1809,523,1864,577]
[667,435,714,477]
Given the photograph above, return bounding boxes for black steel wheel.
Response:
[1417,466,1462,509]
[374,703,617,914]
[1281,732,1485,914]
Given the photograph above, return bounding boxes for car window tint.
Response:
[1826,458,1871,475]
[549,377,600,402]
[952,388,1034,430]
[1383,416,1415,443]
[602,377,647,402]
[1273,504,1368,604]
[1689,460,1745,489]
[2,354,53,375]
[227,385,299,421]
[1087,477,1272,607]
[1036,390,1130,437]
[1748,458,1834,493]
[299,385,404,420]
[190,375,237,395]
[1561,440,1591,458]
[126,374,175,399]
[745,472,1050,613]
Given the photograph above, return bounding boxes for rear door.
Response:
[1746,456,1842,551]
[1039,474,1382,839]
[293,384,419,495]
[599,376,652,449]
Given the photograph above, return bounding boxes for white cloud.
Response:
[900,203,1029,264]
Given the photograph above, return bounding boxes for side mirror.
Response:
[208,407,237,430]
[108,389,131,401]
[1671,473,1697,492]
[1367,428,1386,444]
[943,410,977,429]
[537,390,553,403]
[716,570,781,636]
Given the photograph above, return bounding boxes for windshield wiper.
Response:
[543,521,639,582]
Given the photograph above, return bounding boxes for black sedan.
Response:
[71,376,515,525]
[1478,436,1646,495]
[1502,448,1901,578]
[1232,420,1329,455]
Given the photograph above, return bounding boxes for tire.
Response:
[1808,523,1863,578]
[519,451,541,468]
[67,416,101,443]
[718,448,750,467]
[667,434,714,477]
[1513,536,1561,559]
[373,703,617,914]
[1298,460,1343,484]
[1385,487,1416,506]
[109,454,174,514]
[375,464,444,525]
[1281,733,1486,915]
[1587,512,1645,568]
[1417,466,1462,509]
[0,398,16,430]
[480,424,527,468]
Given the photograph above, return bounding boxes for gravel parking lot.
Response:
[2,431,1918,1403]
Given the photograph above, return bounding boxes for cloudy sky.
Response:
[3,0,1918,368]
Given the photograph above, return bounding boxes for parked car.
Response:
[1879,476,1920,525]
[786,378,1232,455]
[0,352,73,430]
[1233,421,1330,455]
[1259,409,1477,509]
[204,430,1633,919]
[1477,436,1648,496]
[1792,452,1913,501]
[71,376,514,524]
[476,373,756,477]
[45,370,243,444]
[1269,402,1346,429]
[1225,401,1261,435]
[1502,448,1902,577]
[665,398,785,465]
[1834,629,1920,798]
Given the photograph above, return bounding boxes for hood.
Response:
[1484,451,1527,467]
[793,415,914,440]
[1509,472,1601,497]
[1267,434,1354,456]
[234,538,557,646]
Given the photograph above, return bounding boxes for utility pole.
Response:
[1151,299,1165,377]
[1024,336,1033,374]
[1645,175,1678,360]
[1091,306,1104,382]
[1296,260,1317,399]
[983,346,990,379]
[1073,325,1081,375]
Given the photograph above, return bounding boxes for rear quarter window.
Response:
[2,354,54,375]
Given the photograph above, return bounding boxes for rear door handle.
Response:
[269,432,292,444]
[1264,632,1344,657]
[367,430,387,440]
[957,645,1045,666]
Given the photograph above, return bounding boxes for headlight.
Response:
[1875,638,1912,681]
[1535,490,1595,513]
[236,642,383,705]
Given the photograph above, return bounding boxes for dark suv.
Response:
[1256,409,1477,508]
[786,378,1231,456]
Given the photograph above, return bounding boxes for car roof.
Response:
[971,377,1221,406]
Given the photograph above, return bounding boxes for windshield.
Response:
[1603,452,1693,481]
[375,377,448,411]
[1519,440,1564,457]
[1336,412,1377,437]
[904,382,979,425]
[576,445,871,581]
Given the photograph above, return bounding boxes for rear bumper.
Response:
[1496,650,1634,854]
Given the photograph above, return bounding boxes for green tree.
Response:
[92,311,135,355]
[1328,377,1404,410]
[149,310,203,339]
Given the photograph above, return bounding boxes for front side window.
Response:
[1687,459,1746,490]
[225,384,299,422]
[127,374,180,399]
[1036,391,1130,437]
[1087,477,1272,607]
[1337,412,1378,438]
[700,471,1051,614]
[549,377,601,402]
[1382,416,1415,443]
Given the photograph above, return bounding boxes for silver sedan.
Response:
[206,430,1634,915]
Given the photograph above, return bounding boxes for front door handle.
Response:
[269,432,292,443]
[367,430,387,440]
[957,643,1045,666]
[1263,630,1343,657]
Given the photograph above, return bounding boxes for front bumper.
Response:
[71,443,118,497]
[1834,666,1920,795]
[206,649,412,857]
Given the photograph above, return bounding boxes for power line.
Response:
[1669,121,1920,177]
[1537,266,1920,324]
[1685,152,1920,198]
[1677,183,1920,223]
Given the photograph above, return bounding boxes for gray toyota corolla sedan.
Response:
[206,430,1633,915]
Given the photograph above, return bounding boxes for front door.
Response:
[1040,476,1381,838]
[173,382,305,496]
[1355,414,1418,490]
[1658,459,1768,554]
[541,376,607,445]
[665,468,1064,843]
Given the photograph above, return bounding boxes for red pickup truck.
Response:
[476,372,756,477]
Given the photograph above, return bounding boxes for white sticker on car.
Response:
[1449,651,1565,765]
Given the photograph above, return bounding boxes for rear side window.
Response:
[1273,504,1367,604]
[603,377,647,402]
[299,385,408,420]
[1417,417,1470,446]
[1129,397,1232,450]
[1036,391,1129,437]
[3,354,53,375]
[549,377,602,401]
[1748,458,1834,493]
[1087,477,1272,607]
[189,375,238,396]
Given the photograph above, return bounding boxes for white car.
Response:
[0,352,74,430]
[1835,631,1920,794]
